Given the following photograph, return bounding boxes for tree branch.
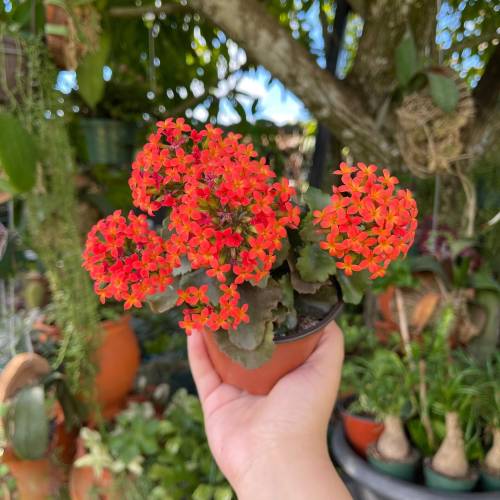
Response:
[466,45,500,159]
[188,0,396,165]
[109,4,188,18]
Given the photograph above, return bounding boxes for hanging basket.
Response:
[44,0,100,70]
[396,71,474,178]
[0,36,27,104]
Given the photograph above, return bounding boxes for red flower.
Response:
[314,162,417,279]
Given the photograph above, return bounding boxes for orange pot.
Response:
[203,329,323,395]
[95,315,140,419]
[339,398,384,458]
[2,448,64,500]
[203,301,344,395]
[69,438,116,500]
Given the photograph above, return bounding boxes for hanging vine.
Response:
[0,28,101,399]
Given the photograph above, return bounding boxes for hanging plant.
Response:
[44,0,100,70]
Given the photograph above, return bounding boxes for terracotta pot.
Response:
[203,300,343,395]
[44,1,76,70]
[95,315,140,419]
[2,448,64,500]
[69,437,116,500]
[339,398,384,458]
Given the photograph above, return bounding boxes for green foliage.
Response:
[395,30,420,87]
[77,34,111,108]
[427,72,459,113]
[296,242,336,283]
[337,270,370,305]
[338,314,376,355]
[0,112,37,192]
[371,257,419,293]
[303,186,331,211]
[77,392,232,499]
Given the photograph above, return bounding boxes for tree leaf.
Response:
[428,73,459,113]
[395,30,419,87]
[0,112,37,192]
[288,257,324,294]
[77,34,111,108]
[337,270,371,305]
[296,243,337,283]
[303,186,330,211]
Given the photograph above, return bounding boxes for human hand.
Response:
[187,321,351,500]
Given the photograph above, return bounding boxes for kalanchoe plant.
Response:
[83,118,417,369]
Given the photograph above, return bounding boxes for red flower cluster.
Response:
[82,210,174,309]
[313,162,417,278]
[128,118,298,333]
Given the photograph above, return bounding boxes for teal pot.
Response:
[367,444,420,482]
[423,458,479,492]
[331,423,497,499]
[79,118,138,165]
[480,467,500,492]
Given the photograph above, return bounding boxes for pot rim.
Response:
[273,279,344,344]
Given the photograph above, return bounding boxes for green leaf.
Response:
[337,270,370,305]
[288,257,324,294]
[0,178,18,195]
[214,486,233,500]
[395,30,419,87]
[428,73,459,113]
[193,484,215,500]
[227,280,282,351]
[296,243,337,283]
[303,186,330,211]
[299,212,322,243]
[0,112,37,192]
[77,34,111,108]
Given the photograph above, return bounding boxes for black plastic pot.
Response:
[331,422,498,499]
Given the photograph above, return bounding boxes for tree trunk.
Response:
[432,412,469,478]
[188,0,395,164]
[377,415,411,462]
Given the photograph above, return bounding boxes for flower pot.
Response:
[44,0,76,69]
[367,444,420,481]
[480,467,500,492]
[339,397,384,458]
[203,300,343,395]
[2,448,64,500]
[69,437,116,500]
[79,118,137,165]
[95,315,140,419]
[331,422,498,499]
[423,458,479,492]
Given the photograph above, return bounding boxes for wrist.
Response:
[232,440,347,500]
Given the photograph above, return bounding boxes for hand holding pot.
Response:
[188,321,351,500]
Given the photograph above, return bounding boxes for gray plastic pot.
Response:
[330,422,498,500]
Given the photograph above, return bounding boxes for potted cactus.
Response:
[83,119,417,394]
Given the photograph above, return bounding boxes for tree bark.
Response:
[188,0,396,165]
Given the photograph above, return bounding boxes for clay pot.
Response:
[203,300,343,395]
[0,353,77,499]
[339,397,384,458]
[69,437,116,500]
[95,315,140,419]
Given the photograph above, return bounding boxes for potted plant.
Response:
[422,349,480,491]
[361,350,420,481]
[0,352,82,500]
[32,303,140,420]
[478,352,500,492]
[70,390,232,499]
[82,119,418,395]
[338,360,384,458]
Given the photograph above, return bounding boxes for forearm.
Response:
[233,442,351,500]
